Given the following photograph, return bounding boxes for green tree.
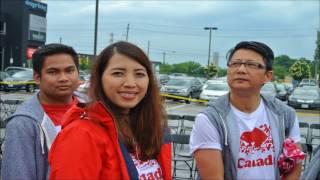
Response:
[273,55,296,80]
[274,55,294,68]
[79,56,90,70]
[289,59,311,81]
[217,68,227,77]
[159,64,172,74]
[273,65,287,80]
[204,62,219,78]
[168,61,204,76]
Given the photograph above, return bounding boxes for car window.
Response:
[194,79,201,86]
[0,72,9,79]
[12,70,33,78]
[166,79,191,87]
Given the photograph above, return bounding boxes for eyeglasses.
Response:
[227,60,266,70]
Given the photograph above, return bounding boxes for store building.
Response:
[0,0,47,71]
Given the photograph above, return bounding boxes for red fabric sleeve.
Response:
[49,126,103,180]
[157,143,172,180]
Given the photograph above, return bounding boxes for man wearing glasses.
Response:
[190,41,302,179]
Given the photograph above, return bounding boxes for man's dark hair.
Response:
[226,41,274,71]
[32,43,79,75]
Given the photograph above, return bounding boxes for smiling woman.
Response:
[48,41,172,180]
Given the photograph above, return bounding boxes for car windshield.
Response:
[276,84,286,90]
[205,83,229,91]
[166,79,191,87]
[0,72,9,79]
[293,88,319,97]
[12,70,33,78]
[262,83,275,91]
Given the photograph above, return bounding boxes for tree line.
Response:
[78,31,320,83]
[158,55,318,82]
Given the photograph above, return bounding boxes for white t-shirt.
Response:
[190,101,301,180]
[130,154,163,180]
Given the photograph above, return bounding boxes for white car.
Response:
[202,79,226,90]
[77,80,90,93]
[200,82,229,102]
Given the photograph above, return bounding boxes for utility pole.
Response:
[162,51,166,64]
[126,23,130,41]
[315,30,319,81]
[93,0,99,57]
[59,37,62,44]
[109,33,114,44]
[147,40,150,57]
[162,50,175,64]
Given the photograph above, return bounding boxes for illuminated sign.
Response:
[25,0,47,13]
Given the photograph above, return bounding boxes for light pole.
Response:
[204,27,218,70]
[93,0,99,58]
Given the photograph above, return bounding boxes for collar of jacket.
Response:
[208,93,283,117]
[60,101,139,179]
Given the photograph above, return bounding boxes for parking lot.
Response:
[0,91,319,179]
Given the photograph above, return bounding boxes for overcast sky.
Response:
[45,0,319,67]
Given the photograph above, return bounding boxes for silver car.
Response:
[160,77,203,103]
[288,86,320,109]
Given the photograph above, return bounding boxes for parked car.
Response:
[78,70,90,85]
[200,82,229,102]
[2,69,37,92]
[283,83,294,94]
[169,73,188,78]
[197,77,207,84]
[275,83,289,101]
[0,71,10,91]
[156,74,170,85]
[4,66,31,76]
[298,79,317,87]
[287,86,320,109]
[261,82,278,98]
[160,77,203,103]
[202,79,226,90]
[77,80,90,93]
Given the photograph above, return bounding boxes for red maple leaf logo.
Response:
[240,124,274,154]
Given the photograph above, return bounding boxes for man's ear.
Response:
[264,70,273,83]
[33,72,41,85]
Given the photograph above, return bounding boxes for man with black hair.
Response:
[1,43,80,180]
[190,41,302,179]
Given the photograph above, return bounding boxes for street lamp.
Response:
[93,0,99,57]
[204,27,218,70]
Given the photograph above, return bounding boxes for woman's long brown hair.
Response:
[88,41,167,160]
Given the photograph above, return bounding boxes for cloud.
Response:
[45,0,319,66]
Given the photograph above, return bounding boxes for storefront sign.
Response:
[25,0,47,13]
